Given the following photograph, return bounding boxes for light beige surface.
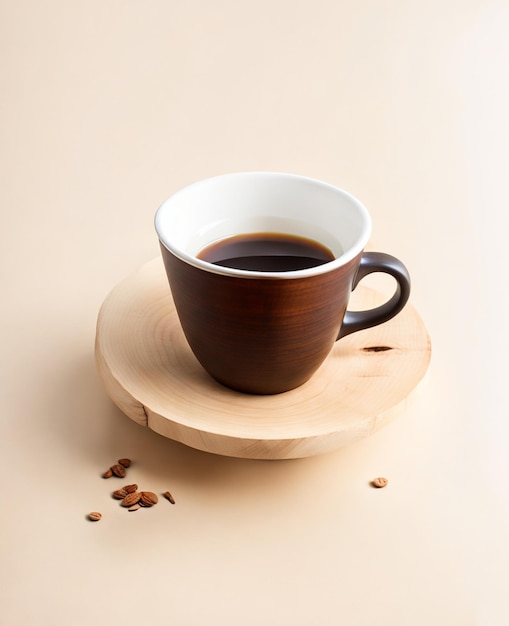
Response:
[1,1,508,624]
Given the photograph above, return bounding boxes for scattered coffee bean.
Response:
[112,488,128,500]
[111,463,127,478]
[163,491,175,504]
[102,458,132,479]
[371,477,388,488]
[91,459,176,522]
[140,491,158,507]
[121,492,142,508]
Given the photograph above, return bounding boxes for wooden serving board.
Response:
[95,258,431,460]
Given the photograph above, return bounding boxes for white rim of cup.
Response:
[154,172,372,279]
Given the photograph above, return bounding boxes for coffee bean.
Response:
[163,491,175,504]
[112,488,128,500]
[121,492,142,507]
[111,464,126,478]
[140,491,158,507]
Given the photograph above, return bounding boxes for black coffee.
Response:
[197,232,335,271]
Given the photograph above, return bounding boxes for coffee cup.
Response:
[155,172,410,394]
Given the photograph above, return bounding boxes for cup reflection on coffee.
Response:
[155,172,410,395]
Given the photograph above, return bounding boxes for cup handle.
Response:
[337,252,411,339]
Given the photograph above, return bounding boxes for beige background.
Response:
[2,1,508,624]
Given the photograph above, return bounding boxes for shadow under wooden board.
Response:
[95,258,431,460]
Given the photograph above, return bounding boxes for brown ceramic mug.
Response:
[155,172,410,394]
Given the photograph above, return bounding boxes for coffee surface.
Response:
[197,232,335,272]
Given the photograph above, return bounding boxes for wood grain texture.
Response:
[95,258,431,459]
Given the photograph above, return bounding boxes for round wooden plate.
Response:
[95,258,431,460]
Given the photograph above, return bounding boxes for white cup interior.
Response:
[155,172,372,277]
